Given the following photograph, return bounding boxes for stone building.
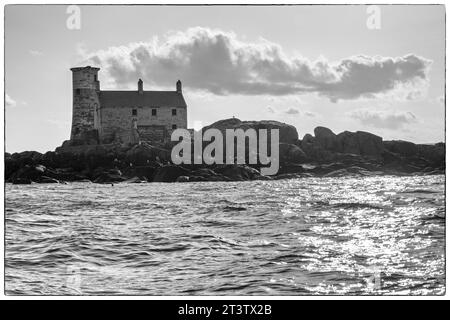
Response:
[70,66,188,145]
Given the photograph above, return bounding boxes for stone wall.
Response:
[99,106,187,144]
[138,125,166,141]
[70,67,101,142]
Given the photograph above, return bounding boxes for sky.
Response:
[4,5,445,153]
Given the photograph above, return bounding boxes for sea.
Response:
[4,175,445,295]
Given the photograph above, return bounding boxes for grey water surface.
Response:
[5,175,445,295]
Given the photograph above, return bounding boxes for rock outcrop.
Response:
[336,131,383,157]
[4,120,445,184]
[202,118,298,144]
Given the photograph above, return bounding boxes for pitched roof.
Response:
[98,91,187,108]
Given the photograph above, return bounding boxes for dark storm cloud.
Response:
[82,27,432,102]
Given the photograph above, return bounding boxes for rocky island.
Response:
[5,118,445,184]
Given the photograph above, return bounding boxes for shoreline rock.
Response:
[5,121,445,184]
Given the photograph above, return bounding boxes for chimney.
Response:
[176,80,182,93]
[138,79,143,94]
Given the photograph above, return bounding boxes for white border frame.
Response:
[0,0,447,300]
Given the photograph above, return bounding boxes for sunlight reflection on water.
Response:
[5,175,445,295]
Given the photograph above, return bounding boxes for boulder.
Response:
[279,143,308,163]
[355,131,383,157]
[382,149,403,164]
[300,133,315,147]
[9,165,45,182]
[300,133,334,162]
[8,164,69,183]
[184,168,222,182]
[39,176,60,183]
[122,165,159,181]
[336,131,360,155]
[53,144,114,170]
[314,127,339,151]
[123,176,147,183]
[332,153,368,166]
[10,151,43,163]
[192,168,218,177]
[310,162,347,176]
[336,131,383,157]
[214,164,261,181]
[175,176,190,182]
[125,142,170,165]
[277,163,306,175]
[6,151,43,180]
[125,144,153,166]
[202,118,299,144]
[152,165,191,182]
[417,143,445,166]
[384,140,418,157]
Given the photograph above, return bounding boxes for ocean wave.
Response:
[5,175,445,295]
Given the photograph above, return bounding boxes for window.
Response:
[132,109,137,116]
[152,109,157,116]
[172,124,177,130]
[172,109,177,116]
[75,89,81,95]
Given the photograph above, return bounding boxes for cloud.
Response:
[268,105,317,117]
[349,109,417,130]
[285,108,300,115]
[304,111,317,117]
[5,94,17,107]
[29,50,43,56]
[81,27,432,102]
